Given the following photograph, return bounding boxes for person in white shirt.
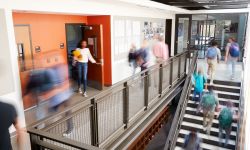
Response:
[74,40,96,97]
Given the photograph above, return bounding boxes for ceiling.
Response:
[151,0,250,10]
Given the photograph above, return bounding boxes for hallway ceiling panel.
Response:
[151,0,250,10]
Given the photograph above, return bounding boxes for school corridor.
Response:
[0,0,250,150]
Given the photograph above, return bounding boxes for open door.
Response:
[175,14,192,55]
[84,24,104,90]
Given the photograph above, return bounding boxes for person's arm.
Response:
[225,43,230,62]
[14,118,25,149]
[87,49,96,63]
[217,48,221,63]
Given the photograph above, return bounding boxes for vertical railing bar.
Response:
[94,100,99,147]
[123,82,129,128]
[178,55,181,79]
[144,71,149,110]
[170,59,173,87]
[90,99,99,146]
[159,64,163,96]
[184,52,188,74]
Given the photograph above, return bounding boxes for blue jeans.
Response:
[228,57,237,77]
[78,62,88,92]
[193,90,202,102]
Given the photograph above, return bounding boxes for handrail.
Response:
[28,50,190,128]
[164,50,198,150]
[27,50,193,149]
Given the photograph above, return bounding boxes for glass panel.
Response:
[172,59,179,82]
[148,68,159,104]
[162,64,171,91]
[177,17,190,54]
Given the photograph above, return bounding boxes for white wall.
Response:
[0,8,26,130]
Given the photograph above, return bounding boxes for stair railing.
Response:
[164,50,198,150]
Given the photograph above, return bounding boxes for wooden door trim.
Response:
[14,24,34,69]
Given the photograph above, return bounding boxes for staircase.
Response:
[175,80,241,150]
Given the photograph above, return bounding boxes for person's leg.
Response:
[203,112,208,128]
[207,59,211,75]
[78,63,83,92]
[210,61,215,84]
[63,101,73,134]
[198,91,202,103]
[231,58,236,79]
[83,63,88,93]
[225,125,232,146]
[193,90,197,102]
[219,125,223,145]
[206,111,214,135]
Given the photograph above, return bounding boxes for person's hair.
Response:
[159,36,165,42]
[226,101,234,108]
[210,40,218,47]
[208,85,213,92]
[228,37,236,42]
[77,40,87,48]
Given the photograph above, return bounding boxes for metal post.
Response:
[30,134,39,150]
[169,59,173,87]
[90,99,99,146]
[144,71,149,110]
[123,82,129,128]
[178,56,181,78]
[159,64,163,96]
[184,53,187,74]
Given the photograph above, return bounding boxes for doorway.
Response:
[14,25,34,108]
[174,14,192,55]
[65,24,104,90]
[165,19,172,57]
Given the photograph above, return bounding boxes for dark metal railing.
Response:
[164,50,198,150]
[27,50,194,150]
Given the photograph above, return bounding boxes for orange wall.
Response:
[87,16,112,85]
[13,13,112,85]
[13,13,88,61]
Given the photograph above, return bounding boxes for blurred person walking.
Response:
[192,67,207,103]
[197,86,219,135]
[128,43,138,75]
[153,36,169,62]
[0,100,24,150]
[183,130,202,150]
[136,40,150,71]
[73,40,96,97]
[206,40,221,84]
[225,37,240,80]
[218,101,238,146]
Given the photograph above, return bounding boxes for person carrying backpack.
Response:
[197,86,219,135]
[225,37,240,80]
[206,40,221,84]
[218,101,238,146]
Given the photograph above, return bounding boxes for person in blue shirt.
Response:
[192,67,207,103]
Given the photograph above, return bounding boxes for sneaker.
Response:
[78,88,83,94]
[63,130,72,137]
[83,92,88,97]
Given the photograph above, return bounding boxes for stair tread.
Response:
[189,96,239,104]
[179,129,236,145]
[191,88,240,96]
[183,114,238,127]
[204,83,241,90]
[176,137,232,150]
[181,121,237,136]
[187,100,239,111]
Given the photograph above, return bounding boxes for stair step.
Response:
[183,114,237,130]
[176,137,232,150]
[178,129,235,149]
[190,89,240,100]
[204,83,241,93]
[188,97,239,107]
[187,101,239,112]
[181,121,236,140]
[207,79,241,87]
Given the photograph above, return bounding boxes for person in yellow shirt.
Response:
[73,40,96,97]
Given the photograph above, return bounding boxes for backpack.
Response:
[201,93,216,111]
[206,47,217,59]
[219,108,233,128]
[229,42,240,57]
